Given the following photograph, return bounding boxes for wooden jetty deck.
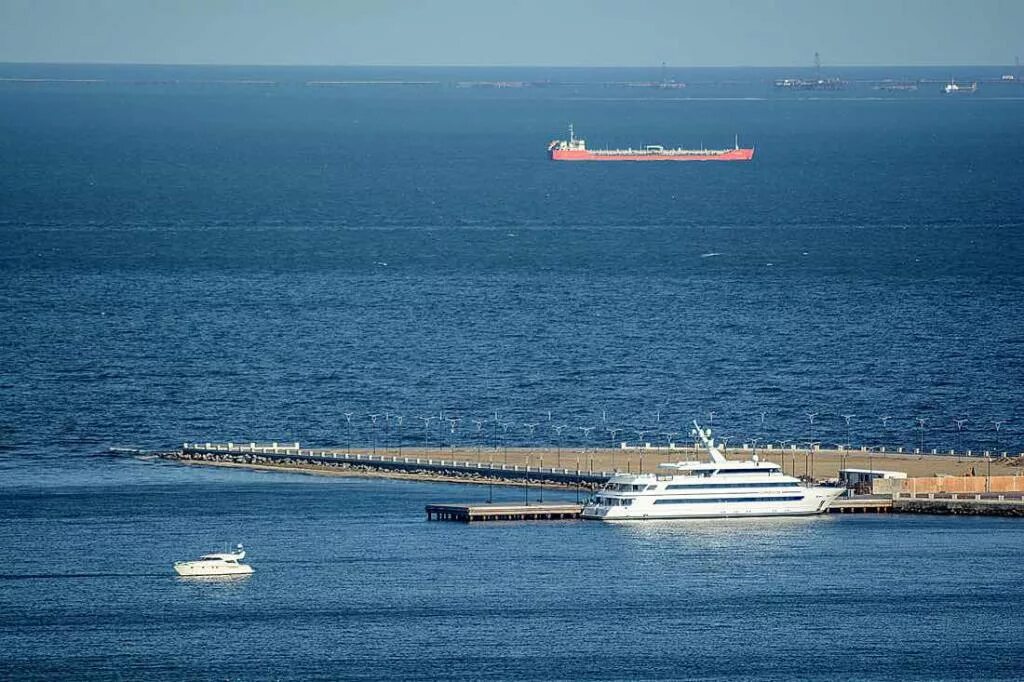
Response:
[426,503,584,523]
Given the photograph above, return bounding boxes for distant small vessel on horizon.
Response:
[942,79,978,94]
[174,544,254,576]
[548,124,754,162]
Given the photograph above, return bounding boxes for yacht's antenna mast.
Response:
[692,420,727,463]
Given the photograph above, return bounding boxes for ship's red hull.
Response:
[550,148,754,161]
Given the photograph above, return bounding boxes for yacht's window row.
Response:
[663,482,798,490]
[595,497,635,506]
[652,496,805,505]
[603,483,650,492]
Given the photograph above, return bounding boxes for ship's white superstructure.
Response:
[581,422,844,521]
[173,544,254,576]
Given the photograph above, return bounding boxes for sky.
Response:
[0,0,1021,67]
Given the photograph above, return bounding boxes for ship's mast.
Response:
[692,421,727,464]
[569,122,575,144]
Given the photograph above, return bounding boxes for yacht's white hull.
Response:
[173,561,254,577]
[582,486,844,521]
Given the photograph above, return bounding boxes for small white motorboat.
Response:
[173,544,254,577]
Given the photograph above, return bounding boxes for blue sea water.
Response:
[1,64,1024,679]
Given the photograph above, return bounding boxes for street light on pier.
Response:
[552,424,567,467]
[369,414,381,455]
[842,414,855,449]
[879,415,891,450]
[395,415,404,456]
[805,441,820,479]
[992,420,1007,456]
[523,422,539,468]
[916,417,927,453]
[448,417,460,457]
[634,429,647,475]
[417,415,435,456]
[343,412,354,454]
[579,426,595,462]
[953,418,968,454]
[607,427,622,470]
[472,418,486,459]
[501,421,514,464]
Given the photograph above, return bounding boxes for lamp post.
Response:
[916,417,927,453]
[448,418,460,458]
[579,426,594,470]
[524,452,530,506]
[634,429,646,475]
[524,422,538,465]
[575,454,581,503]
[472,418,486,459]
[953,418,968,454]
[553,424,567,467]
[607,427,622,470]
[538,453,544,503]
[418,416,434,456]
[369,413,380,455]
[343,412,354,454]
[842,414,855,450]
[501,421,513,464]
[396,415,404,457]
[993,420,1006,457]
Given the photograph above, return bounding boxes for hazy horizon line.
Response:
[1,60,1020,70]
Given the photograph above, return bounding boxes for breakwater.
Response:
[163,442,610,490]
[157,442,1024,517]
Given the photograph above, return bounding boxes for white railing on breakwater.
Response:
[185,440,1021,461]
[179,442,615,480]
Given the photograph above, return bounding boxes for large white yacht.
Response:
[582,422,844,521]
[173,545,254,576]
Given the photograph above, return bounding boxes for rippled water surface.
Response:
[1,460,1023,680]
[1,65,1023,679]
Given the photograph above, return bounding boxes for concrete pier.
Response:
[172,442,614,487]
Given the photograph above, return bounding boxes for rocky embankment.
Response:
[160,450,603,490]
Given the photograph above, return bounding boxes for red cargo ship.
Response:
[548,125,754,162]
